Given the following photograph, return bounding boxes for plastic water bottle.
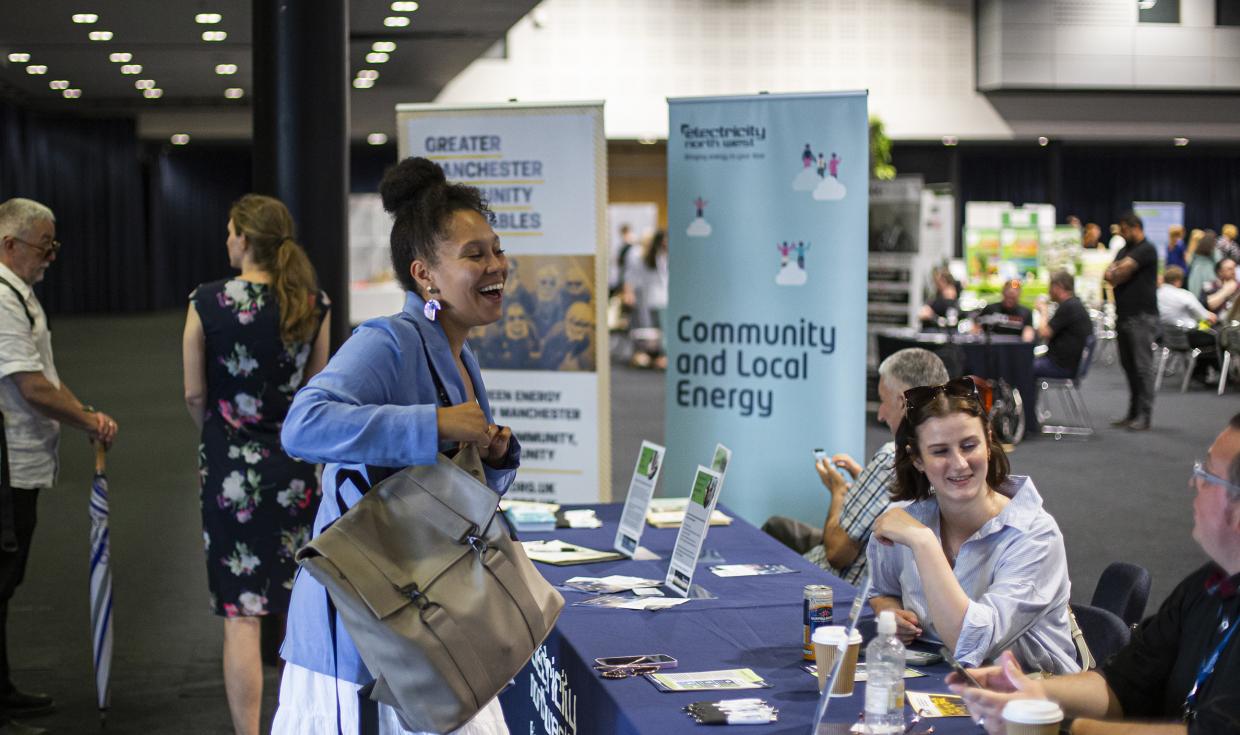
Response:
[864,610,906,733]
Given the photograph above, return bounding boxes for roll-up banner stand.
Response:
[397,102,610,504]
[665,91,869,527]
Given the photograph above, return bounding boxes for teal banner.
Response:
[665,92,869,528]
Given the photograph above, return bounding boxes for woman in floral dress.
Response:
[182,194,331,735]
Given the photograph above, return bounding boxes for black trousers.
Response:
[1116,313,1159,421]
[0,487,40,695]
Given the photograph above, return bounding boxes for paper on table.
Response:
[709,563,797,577]
[522,540,623,565]
[563,575,663,593]
[647,668,769,692]
[905,692,972,717]
[802,663,926,681]
[573,594,689,611]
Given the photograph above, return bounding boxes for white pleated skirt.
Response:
[271,663,509,735]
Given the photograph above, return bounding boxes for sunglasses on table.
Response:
[593,663,660,679]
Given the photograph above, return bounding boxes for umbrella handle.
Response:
[94,442,106,474]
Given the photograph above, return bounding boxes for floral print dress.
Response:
[191,279,329,617]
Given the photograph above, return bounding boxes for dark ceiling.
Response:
[0,0,538,141]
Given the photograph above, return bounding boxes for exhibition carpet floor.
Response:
[11,311,1231,733]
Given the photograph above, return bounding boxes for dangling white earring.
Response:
[423,287,442,321]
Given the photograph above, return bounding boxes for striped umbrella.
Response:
[89,444,113,723]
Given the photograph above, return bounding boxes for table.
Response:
[499,503,979,734]
[876,329,1038,433]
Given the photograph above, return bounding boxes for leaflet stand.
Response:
[810,575,872,734]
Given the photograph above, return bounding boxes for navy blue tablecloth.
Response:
[499,503,981,734]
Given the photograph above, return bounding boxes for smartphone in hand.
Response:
[939,646,982,688]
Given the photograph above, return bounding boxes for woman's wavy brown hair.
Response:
[891,392,1010,502]
[229,194,321,345]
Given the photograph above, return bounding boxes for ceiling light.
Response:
[215,63,237,75]
[170,133,191,145]
[88,31,113,41]
[391,1,419,11]
[49,80,70,90]
[63,89,82,99]
[367,133,388,145]
[195,13,222,24]
[8,53,30,63]
[383,16,410,27]
[372,41,396,53]
[120,64,142,74]
[224,87,244,99]
[352,78,374,89]
[26,65,48,75]
[1174,137,1189,147]
[143,88,163,99]
[72,13,98,23]
[357,69,379,80]
[108,52,131,62]
[135,79,155,89]
[1037,136,1049,146]
[365,52,390,63]
[202,31,227,42]
[941,135,959,146]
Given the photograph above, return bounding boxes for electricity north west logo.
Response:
[679,123,768,149]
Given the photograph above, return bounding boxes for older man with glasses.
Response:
[0,198,119,734]
[951,411,1240,734]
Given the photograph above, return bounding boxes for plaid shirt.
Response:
[803,441,895,585]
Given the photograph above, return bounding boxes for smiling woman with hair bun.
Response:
[271,157,517,735]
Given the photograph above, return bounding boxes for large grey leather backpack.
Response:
[297,447,564,734]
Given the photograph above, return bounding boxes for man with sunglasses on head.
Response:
[762,348,948,585]
[0,198,118,735]
[951,411,1240,734]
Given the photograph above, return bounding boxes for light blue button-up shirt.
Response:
[866,475,1080,674]
[279,291,520,683]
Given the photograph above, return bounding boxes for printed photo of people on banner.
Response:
[471,254,597,372]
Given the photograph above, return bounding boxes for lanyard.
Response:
[1183,613,1238,720]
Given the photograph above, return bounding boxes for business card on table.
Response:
[905,692,971,717]
[802,663,926,681]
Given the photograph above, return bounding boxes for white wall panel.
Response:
[435,0,1240,142]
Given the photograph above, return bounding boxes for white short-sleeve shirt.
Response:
[0,262,60,488]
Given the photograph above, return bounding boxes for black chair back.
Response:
[1090,561,1152,628]
[1072,603,1131,665]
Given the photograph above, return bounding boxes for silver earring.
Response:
[423,288,442,321]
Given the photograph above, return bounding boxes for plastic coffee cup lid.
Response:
[811,625,863,645]
[1002,699,1064,724]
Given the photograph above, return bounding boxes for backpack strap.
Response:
[0,276,34,329]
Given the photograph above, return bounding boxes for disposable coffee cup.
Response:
[812,626,863,696]
[1002,699,1064,735]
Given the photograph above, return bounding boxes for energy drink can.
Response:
[803,584,834,659]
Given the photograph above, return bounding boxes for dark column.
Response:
[252,0,350,348]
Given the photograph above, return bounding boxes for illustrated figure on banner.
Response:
[775,239,811,287]
[777,241,792,268]
[792,142,847,200]
[687,197,712,238]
